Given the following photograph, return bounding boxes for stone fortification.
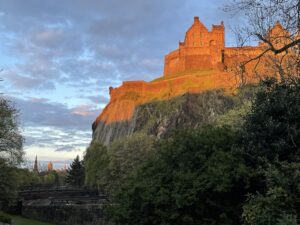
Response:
[93,17,291,132]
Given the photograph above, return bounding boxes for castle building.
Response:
[48,161,53,171]
[163,17,291,78]
[164,17,225,76]
[94,17,295,135]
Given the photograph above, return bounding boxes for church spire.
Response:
[33,155,39,173]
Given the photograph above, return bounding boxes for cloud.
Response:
[79,94,109,104]
[24,126,91,154]
[55,144,84,152]
[27,97,50,103]
[3,70,56,90]
[0,0,244,160]
[7,96,101,130]
[0,0,238,93]
[71,104,98,117]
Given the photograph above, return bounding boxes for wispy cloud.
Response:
[0,0,242,160]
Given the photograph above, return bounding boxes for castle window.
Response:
[221,50,225,63]
[210,40,216,46]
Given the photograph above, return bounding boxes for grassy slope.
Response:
[4,213,53,225]
[151,69,214,82]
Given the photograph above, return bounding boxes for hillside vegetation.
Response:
[85,78,300,224]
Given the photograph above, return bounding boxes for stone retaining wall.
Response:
[22,205,106,225]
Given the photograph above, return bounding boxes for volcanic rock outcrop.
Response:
[92,17,291,145]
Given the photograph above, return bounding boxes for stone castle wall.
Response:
[164,17,225,76]
[94,71,237,125]
[93,17,293,127]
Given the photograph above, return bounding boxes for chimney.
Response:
[194,16,200,23]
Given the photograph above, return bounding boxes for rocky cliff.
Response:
[92,17,287,145]
[92,89,241,145]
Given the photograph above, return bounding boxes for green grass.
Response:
[3,213,53,225]
[151,69,214,82]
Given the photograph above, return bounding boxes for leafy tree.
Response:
[0,158,19,203]
[243,163,300,225]
[0,97,23,205]
[276,214,299,225]
[107,126,247,225]
[240,78,300,224]
[107,133,156,192]
[216,84,257,128]
[84,133,156,193]
[84,142,109,188]
[0,97,23,165]
[66,155,85,187]
[242,78,300,165]
[43,171,60,186]
[15,168,41,188]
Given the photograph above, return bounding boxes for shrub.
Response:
[0,212,11,224]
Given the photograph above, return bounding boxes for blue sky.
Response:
[0,0,243,164]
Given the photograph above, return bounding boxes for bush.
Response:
[106,126,248,225]
[241,78,300,165]
[239,78,300,224]
[0,212,11,224]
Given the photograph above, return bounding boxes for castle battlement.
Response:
[163,17,291,77]
[94,17,293,127]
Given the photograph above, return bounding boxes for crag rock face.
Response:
[92,17,291,145]
[94,71,237,125]
[93,91,236,145]
[93,118,136,146]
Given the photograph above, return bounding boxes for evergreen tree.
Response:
[66,155,85,187]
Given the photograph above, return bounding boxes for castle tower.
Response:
[164,17,225,77]
[47,161,53,171]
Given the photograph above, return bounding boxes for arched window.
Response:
[210,40,216,46]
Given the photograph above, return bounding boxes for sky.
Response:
[0,0,244,165]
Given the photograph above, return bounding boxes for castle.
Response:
[164,17,289,78]
[93,17,291,127]
[164,17,225,76]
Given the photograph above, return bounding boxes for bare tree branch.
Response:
[225,0,300,82]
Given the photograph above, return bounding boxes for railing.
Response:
[19,186,105,201]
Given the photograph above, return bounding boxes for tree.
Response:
[84,133,156,193]
[107,133,156,192]
[106,126,248,225]
[0,97,23,165]
[225,0,300,54]
[84,142,109,188]
[66,155,85,187]
[0,96,24,206]
[240,78,300,224]
[224,0,300,82]
[0,158,19,203]
[241,78,300,164]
